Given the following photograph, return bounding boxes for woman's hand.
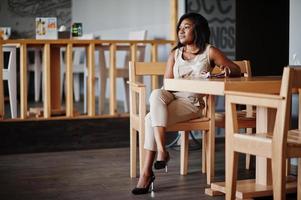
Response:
[209,47,241,77]
[219,65,231,77]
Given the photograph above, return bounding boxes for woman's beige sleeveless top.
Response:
[172,44,213,107]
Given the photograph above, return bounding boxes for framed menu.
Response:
[35,17,58,39]
[0,27,11,40]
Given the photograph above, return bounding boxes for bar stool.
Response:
[27,47,43,102]
[3,45,17,118]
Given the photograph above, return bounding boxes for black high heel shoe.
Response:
[132,172,155,195]
[154,151,170,172]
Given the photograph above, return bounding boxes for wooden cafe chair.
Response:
[225,66,301,200]
[128,61,215,185]
[214,60,256,170]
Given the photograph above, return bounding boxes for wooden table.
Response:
[0,39,174,120]
[164,76,297,199]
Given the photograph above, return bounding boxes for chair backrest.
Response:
[268,67,301,155]
[27,47,42,71]
[129,61,166,83]
[291,67,301,95]
[272,66,301,115]
[73,48,84,65]
[285,67,301,125]
[233,60,252,77]
[212,60,251,78]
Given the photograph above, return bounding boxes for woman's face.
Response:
[178,18,194,45]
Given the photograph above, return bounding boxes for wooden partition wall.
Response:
[0,39,175,121]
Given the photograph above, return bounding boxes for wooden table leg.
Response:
[255,107,274,185]
[206,95,215,185]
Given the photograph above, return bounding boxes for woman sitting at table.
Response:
[132,12,241,195]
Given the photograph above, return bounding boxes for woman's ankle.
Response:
[141,168,153,177]
[157,150,168,161]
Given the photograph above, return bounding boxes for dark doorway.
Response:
[236,0,289,76]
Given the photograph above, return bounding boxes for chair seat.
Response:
[237,131,301,145]
[215,110,256,128]
[234,129,301,157]
[167,117,210,132]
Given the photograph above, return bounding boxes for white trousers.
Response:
[144,89,203,151]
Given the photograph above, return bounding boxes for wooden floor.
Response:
[0,98,298,199]
[0,143,297,200]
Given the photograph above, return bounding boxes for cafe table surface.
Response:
[164,76,297,199]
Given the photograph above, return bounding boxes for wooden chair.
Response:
[225,66,301,200]
[215,60,256,170]
[129,61,215,185]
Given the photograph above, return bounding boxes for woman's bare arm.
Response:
[164,51,175,78]
[209,47,241,77]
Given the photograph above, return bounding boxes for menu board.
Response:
[35,17,58,39]
[0,27,11,40]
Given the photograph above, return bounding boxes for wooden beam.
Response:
[87,43,95,116]
[65,43,74,117]
[109,44,117,115]
[43,44,51,118]
[151,43,159,90]
[20,44,28,119]
[170,0,178,40]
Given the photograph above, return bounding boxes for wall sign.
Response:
[186,0,236,59]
